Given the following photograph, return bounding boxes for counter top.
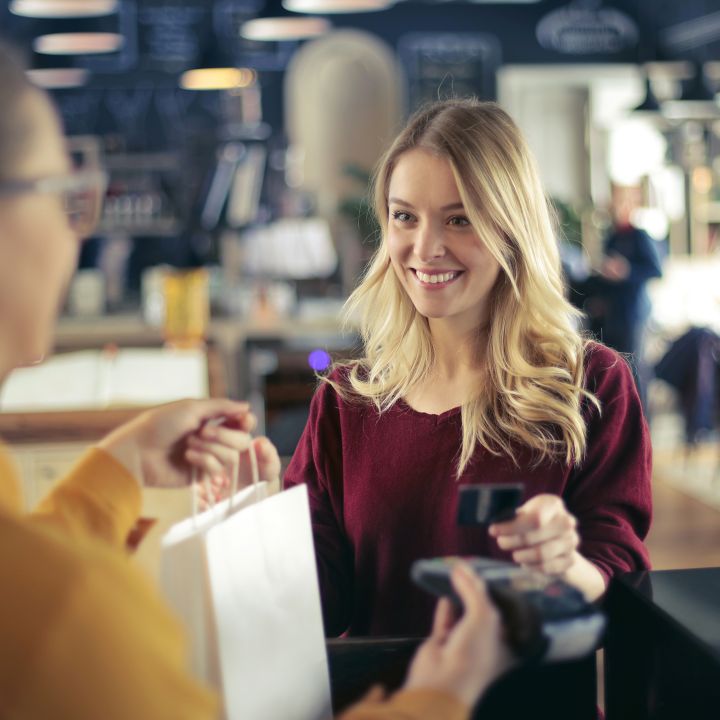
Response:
[54,313,348,348]
[605,567,720,720]
[612,568,720,661]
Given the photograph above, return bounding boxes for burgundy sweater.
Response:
[284,342,652,637]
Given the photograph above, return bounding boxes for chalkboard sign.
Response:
[212,0,297,72]
[56,85,223,151]
[77,0,139,73]
[137,0,211,71]
[398,33,501,110]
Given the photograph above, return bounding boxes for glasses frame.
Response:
[0,168,108,237]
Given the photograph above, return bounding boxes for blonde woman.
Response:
[284,99,652,638]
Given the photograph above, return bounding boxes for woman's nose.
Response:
[413,223,445,262]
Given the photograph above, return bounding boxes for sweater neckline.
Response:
[397,398,462,424]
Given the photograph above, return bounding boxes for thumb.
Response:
[252,437,281,483]
[359,685,387,704]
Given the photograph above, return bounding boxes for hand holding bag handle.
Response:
[191,417,261,525]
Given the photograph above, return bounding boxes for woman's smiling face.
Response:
[386,148,501,333]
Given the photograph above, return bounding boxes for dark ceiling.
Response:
[2,0,720,72]
[2,0,719,151]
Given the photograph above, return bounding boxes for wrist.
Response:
[562,551,606,601]
[403,680,475,710]
[97,415,147,486]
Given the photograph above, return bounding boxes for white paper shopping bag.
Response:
[205,483,332,720]
[159,481,268,687]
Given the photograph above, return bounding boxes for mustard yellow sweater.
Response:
[0,443,468,720]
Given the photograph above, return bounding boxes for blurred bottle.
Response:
[162,267,209,348]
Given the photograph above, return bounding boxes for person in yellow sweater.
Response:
[0,41,511,719]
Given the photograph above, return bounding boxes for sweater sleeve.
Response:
[1,523,217,720]
[565,344,652,585]
[29,447,142,550]
[338,689,469,720]
[283,379,355,636]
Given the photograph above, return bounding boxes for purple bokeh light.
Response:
[308,349,332,372]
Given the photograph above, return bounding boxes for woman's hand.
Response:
[489,494,606,600]
[191,434,281,507]
[97,399,280,490]
[403,563,513,708]
[489,494,579,576]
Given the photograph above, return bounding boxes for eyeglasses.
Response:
[0,168,108,239]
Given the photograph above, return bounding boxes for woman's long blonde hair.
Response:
[333,98,597,475]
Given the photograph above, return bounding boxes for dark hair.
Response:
[0,41,36,180]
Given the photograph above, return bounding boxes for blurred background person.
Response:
[584,183,664,407]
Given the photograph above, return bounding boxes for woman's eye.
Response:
[448,216,470,227]
[391,210,413,223]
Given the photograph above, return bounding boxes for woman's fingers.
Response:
[430,597,456,645]
[170,399,253,438]
[510,533,579,566]
[253,437,282,483]
[487,494,580,576]
[194,427,280,484]
[450,563,494,627]
[494,513,577,551]
[194,478,215,511]
[186,427,281,494]
[187,435,241,472]
[490,495,566,539]
[199,424,254,452]
[190,399,252,426]
[489,495,580,573]
[185,448,226,478]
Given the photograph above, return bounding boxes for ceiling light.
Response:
[536,1,638,55]
[631,78,661,115]
[241,17,331,42]
[11,0,118,18]
[662,64,720,120]
[33,33,125,55]
[283,0,394,15]
[26,68,90,89]
[180,68,257,91]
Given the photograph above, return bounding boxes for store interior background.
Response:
[1,0,720,614]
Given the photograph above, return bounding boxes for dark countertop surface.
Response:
[614,567,720,660]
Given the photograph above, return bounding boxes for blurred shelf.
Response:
[97,219,181,237]
[104,152,181,172]
[54,314,349,348]
[218,122,272,142]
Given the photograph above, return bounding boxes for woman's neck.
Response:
[428,318,485,380]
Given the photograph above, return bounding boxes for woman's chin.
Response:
[15,324,54,368]
[413,303,453,320]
